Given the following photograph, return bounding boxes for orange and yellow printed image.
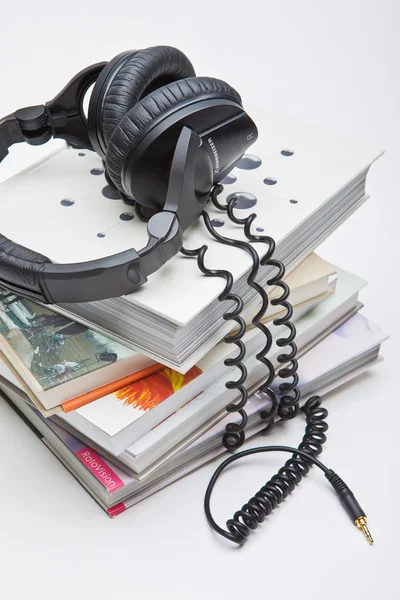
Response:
[114,366,202,413]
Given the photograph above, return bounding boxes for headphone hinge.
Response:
[14,105,52,146]
[45,61,107,150]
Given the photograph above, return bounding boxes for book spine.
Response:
[107,503,126,518]
[74,447,126,492]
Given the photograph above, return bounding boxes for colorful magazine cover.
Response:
[0,288,136,392]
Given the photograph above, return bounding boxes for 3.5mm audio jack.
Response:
[325,469,374,545]
[355,517,374,545]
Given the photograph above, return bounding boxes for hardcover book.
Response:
[0,106,383,370]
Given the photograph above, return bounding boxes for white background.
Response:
[0,1,399,599]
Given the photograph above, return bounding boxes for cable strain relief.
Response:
[325,469,348,494]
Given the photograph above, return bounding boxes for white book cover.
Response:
[0,105,382,327]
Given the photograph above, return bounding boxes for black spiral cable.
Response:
[182,182,303,452]
[209,187,277,432]
[239,214,300,421]
[197,184,338,544]
[205,396,328,543]
[181,220,249,450]
[210,185,300,426]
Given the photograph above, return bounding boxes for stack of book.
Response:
[0,105,387,518]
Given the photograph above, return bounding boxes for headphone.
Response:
[0,46,257,304]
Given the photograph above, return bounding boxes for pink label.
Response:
[75,447,125,492]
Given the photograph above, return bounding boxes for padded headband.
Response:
[0,124,211,304]
[0,47,257,304]
[0,206,185,303]
[0,234,51,296]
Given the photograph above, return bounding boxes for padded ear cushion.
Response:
[101,46,196,146]
[0,234,50,293]
[105,76,242,192]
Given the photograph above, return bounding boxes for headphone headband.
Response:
[0,125,205,303]
[0,62,106,159]
[0,51,257,304]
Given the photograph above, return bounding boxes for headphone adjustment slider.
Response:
[0,113,24,162]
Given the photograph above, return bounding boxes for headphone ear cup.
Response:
[105,76,242,195]
[88,50,138,157]
[100,46,195,147]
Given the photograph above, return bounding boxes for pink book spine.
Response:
[107,503,127,518]
[75,447,125,492]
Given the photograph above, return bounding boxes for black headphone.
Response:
[0,46,257,304]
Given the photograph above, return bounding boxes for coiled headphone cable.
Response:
[204,397,373,546]
[186,185,374,547]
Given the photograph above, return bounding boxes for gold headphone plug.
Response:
[355,516,374,545]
